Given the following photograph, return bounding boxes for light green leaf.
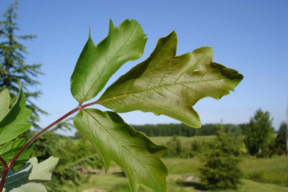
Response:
[0,86,32,145]
[71,19,147,103]
[0,139,33,167]
[98,32,243,128]
[74,109,167,192]
[0,89,10,122]
[2,156,59,192]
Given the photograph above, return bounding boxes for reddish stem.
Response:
[0,100,98,192]
[81,101,98,108]
[9,100,98,167]
[0,157,8,192]
[8,106,80,168]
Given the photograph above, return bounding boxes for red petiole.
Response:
[0,101,98,192]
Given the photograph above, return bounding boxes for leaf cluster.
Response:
[0,87,59,191]
[69,18,243,192]
[0,16,243,192]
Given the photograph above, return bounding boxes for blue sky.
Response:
[1,0,287,135]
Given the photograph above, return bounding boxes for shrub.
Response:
[199,149,242,190]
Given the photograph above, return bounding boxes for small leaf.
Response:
[74,109,167,192]
[2,156,59,192]
[0,85,32,145]
[71,19,147,103]
[98,32,243,128]
[0,89,10,122]
[0,139,33,167]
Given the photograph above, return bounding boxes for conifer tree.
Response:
[199,129,242,190]
[0,0,46,128]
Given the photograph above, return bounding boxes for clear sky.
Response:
[1,0,287,135]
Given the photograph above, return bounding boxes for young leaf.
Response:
[0,86,32,145]
[74,108,167,192]
[98,32,243,128]
[70,19,147,103]
[0,139,33,167]
[2,156,59,192]
[0,89,10,122]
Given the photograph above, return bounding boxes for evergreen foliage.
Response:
[199,129,242,190]
[244,109,274,156]
[216,127,243,156]
[0,0,46,128]
[275,122,287,155]
[22,130,103,192]
[166,135,182,157]
[199,149,242,190]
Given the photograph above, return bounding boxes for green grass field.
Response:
[64,156,288,192]
[65,174,288,192]
[64,136,288,192]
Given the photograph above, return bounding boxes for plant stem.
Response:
[8,106,80,168]
[0,157,8,192]
[0,100,98,192]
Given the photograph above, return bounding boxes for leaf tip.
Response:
[109,19,115,30]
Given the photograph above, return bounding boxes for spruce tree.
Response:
[199,129,242,190]
[0,0,46,128]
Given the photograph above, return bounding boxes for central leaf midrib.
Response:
[98,77,232,104]
[83,109,159,189]
[81,25,138,102]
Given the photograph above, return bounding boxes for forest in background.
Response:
[132,123,248,137]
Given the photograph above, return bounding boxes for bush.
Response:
[199,149,242,190]
[165,135,182,157]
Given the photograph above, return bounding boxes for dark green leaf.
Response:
[71,19,147,103]
[74,108,167,192]
[98,32,243,128]
[0,139,33,166]
[0,85,32,145]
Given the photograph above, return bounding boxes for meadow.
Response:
[64,136,288,192]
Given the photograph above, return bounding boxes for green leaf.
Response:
[98,32,243,128]
[0,139,33,167]
[0,89,10,122]
[71,19,147,103]
[0,86,32,145]
[2,156,59,192]
[74,108,167,192]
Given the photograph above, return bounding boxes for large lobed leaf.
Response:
[98,32,243,128]
[74,109,167,192]
[0,86,32,145]
[70,19,147,103]
[2,156,59,192]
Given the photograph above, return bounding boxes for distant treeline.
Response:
[132,123,248,137]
